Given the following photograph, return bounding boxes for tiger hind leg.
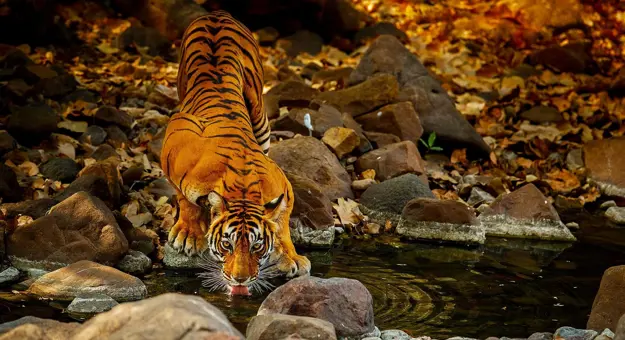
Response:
[168,194,209,256]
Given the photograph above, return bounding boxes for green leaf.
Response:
[419,139,429,148]
[431,146,444,151]
[428,132,437,147]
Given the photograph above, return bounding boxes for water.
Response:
[2,230,625,339]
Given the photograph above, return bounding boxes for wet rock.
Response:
[520,105,563,123]
[527,332,553,340]
[72,293,243,339]
[0,163,22,203]
[0,316,79,340]
[7,104,58,146]
[356,141,426,181]
[467,187,496,207]
[116,250,152,275]
[355,22,408,44]
[359,173,434,224]
[117,24,173,59]
[163,243,203,269]
[80,125,107,146]
[397,198,484,245]
[258,276,375,337]
[95,105,133,129]
[287,173,335,248]
[40,158,81,183]
[27,260,146,301]
[478,184,576,242]
[352,178,376,191]
[606,207,625,225]
[269,136,353,200]
[277,30,324,57]
[273,107,343,138]
[7,191,128,271]
[322,127,360,159]
[364,131,401,148]
[264,81,320,119]
[584,137,625,197]
[380,329,412,340]
[0,267,20,285]
[348,35,491,158]
[246,314,337,340]
[0,130,17,155]
[67,294,119,314]
[553,327,597,340]
[530,43,593,74]
[105,125,130,148]
[356,102,423,143]
[315,74,399,117]
[588,265,625,331]
[90,144,119,161]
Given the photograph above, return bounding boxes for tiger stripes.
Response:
[160,10,310,294]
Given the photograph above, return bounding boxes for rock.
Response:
[364,131,401,148]
[520,105,563,123]
[258,276,375,338]
[601,201,618,209]
[163,243,203,269]
[269,136,353,200]
[355,22,408,44]
[584,137,625,197]
[246,314,337,340]
[7,104,58,146]
[356,141,426,181]
[380,329,412,340]
[7,191,128,271]
[265,81,320,119]
[147,177,176,201]
[117,24,173,59]
[63,89,100,103]
[478,184,576,242]
[255,27,279,45]
[95,105,133,129]
[121,165,144,185]
[0,163,22,203]
[114,213,158,255]
[57,158,123,209]
[352,178,376,191]
[360,173,434,224]
[40,158,81,183]
[0,267,20,285]
[0,316,79,340]
[527,332,553,340]
[67,294,119,314]
[566,149,584,171]
[341,112,373,153]
[38,71,78,98]
[355,102,423,143]
[553,327,598,340]
[0,198,57,220]
[80,125,107,146]
[312,67,354,85]
[467,187,496,206]
[27,260,146,301]
[606,207,625,225]
[530,43,593,74]
[277,30,324,57]
[90,144,119,161]
[287,173,335,248]
[72,293,243,339]
[615,314,625,340]
[397,198,484,245]
[273,106,343,138]
[588,265,625,331]
[315,74,399,117]
[348,35,491,158]
[116,250,152,275]
[0,130,17,155]
[322,127,360,159]
[105,125,130,148]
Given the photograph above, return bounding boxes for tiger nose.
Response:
[233,276,248,284]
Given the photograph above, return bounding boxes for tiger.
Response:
[160,10,311,295]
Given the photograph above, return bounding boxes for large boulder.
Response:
[583,137,625,198]
[587,265,625,331]
[246,314,337,340]
[347,35,490,158]
[269,136,353,200]
[258,276,374,338]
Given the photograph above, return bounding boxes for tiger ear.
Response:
[207,191,228,221]
[264,193,287,223]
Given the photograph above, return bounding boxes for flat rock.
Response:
[467,187,496,207]
[0,163,22,203]
[269,136,353,200]
[258,276,375,338]
[7,104,58,146]
[584,137,625,197]
[588,265,625,331]
[246,314,337,340]
[347,35,490,158]
[27,260,146,301]
[0,316,79,340]
[40,157,81,183]
[0,267,20,285]
[478,184,576,242]
[7,191,128,271]
[322,127,360,159]
[356,141,426,181]
[67,294,119,314]
[355,101,423,143]
[162,243,203,269]
[115,250,152,275]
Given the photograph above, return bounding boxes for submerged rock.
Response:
[587,265,625,331]
[246,314,337,340]
[258,276,375,338]
[67,294,119,314]
[478,184,576,242]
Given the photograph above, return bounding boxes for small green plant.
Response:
[419,132,443,152]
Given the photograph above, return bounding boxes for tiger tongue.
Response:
[230,285,250,296]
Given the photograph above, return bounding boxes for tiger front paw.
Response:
[168,198,208,256]
[276,252,311,279]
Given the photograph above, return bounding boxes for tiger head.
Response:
[199,191,286,295]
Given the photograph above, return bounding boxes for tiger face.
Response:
[198,191,286,295]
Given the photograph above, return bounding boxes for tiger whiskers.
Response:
[247,260,283,295]
[197,253,229,293]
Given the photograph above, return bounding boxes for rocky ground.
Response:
[1,0,625,339]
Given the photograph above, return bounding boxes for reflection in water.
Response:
[2,235,625,338]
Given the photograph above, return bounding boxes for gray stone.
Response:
[606,207,625,225]
[290,222,335,248]
[67,294,119,314]
[116,250,152,275]
[553,326,597,340]
[467,187,495,206]
[381,329,412,340]
[397,221,485,245]
[246,314,337,340]
[80,125,107,146]
[0,267,20,285]
[163,243,203,269]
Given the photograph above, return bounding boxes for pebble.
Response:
[565,222,580,230]
[67,294,119,314]
[352,178,376,191]
[0,267,21,284]
[605,206,625,225]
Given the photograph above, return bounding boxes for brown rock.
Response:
[27,260,146,301]
[258,276,374,337]
[355,101,423,143]
[352,178,376,191]
[314,74,398,117]
[264,80,320,118]
[55,158,123,209]
[0,163,23,203]
[364,131,401,148]
[269,136,353,200]
[94,105,133,129]
[90,144,119,161]
[272,106,343,138]
[520,105,563,123]
[481,184,560,221]
[246,314,337,340]
[530,42,592,74]
[0,316,79,340]
[584,137,625,197]
[322,127,360,159]
[402,198,478,225]
[7,191,129,271]
[615,314,625,340]
[0,198,57,220]
[356,141,426,181]
[312,67,354,85]
[588,265,625,331]
[341,112,373,153]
